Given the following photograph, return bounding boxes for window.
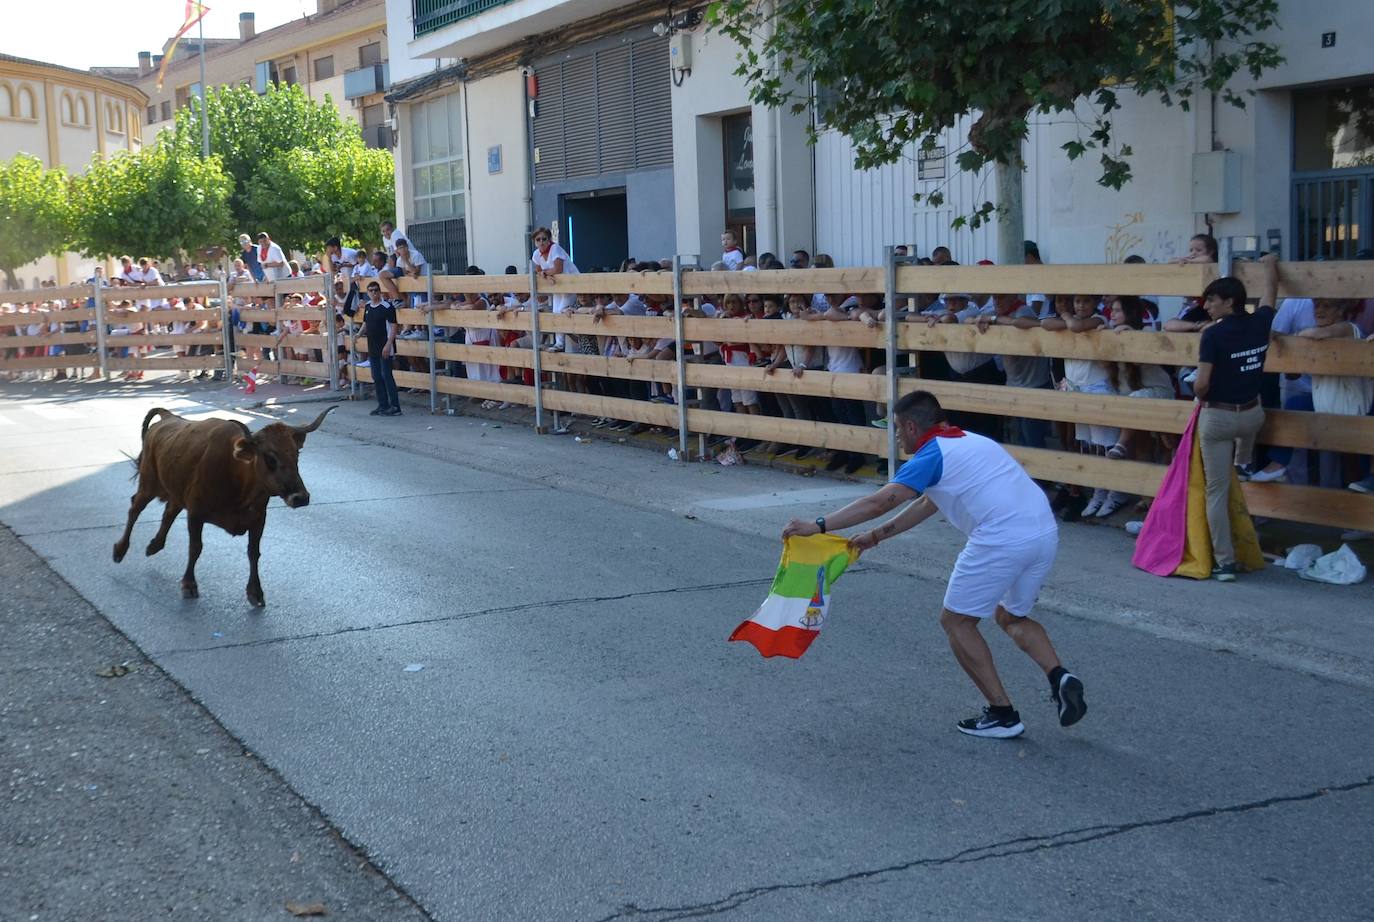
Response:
[314,55,334,80]
[60,92,74,124]
[359,42,382,67]
[254,60,278,94]
[361,103,384,127]
[1294,83,1374,172]
[160,100,171,121]
[281,65,297,86]
[175,86,190,110]
[147,104,157,125]
[17,86,35,119]
[0,84,12,119]
[76,95,90,126]
[409,92,465,221]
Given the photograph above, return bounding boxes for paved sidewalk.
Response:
[0,525,429,922]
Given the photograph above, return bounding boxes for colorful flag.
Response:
[730,534,858,658]
[155,1,212,91]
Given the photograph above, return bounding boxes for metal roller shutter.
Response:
[631,37,671,168]
[596,44,634,174]
[533,63,564,184]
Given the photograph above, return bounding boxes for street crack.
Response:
[593,775,1374,921]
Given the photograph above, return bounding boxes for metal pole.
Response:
[528,263,544,432]
[672,256,688,460]
[426,269,437,413]
[197,15,210,159]
[883,245,899,479]
[1218,235,1233,278]
[441,262,450,415]
[92,282,108,380]
[323,273,337,391]
[219,277,232,381]
[273,285,283,382]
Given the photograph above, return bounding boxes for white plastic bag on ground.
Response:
[1283,544,1323,570]
[1299,544,1367,585]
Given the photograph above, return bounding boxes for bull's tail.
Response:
[141,407,174,441]
[132,408,176,475]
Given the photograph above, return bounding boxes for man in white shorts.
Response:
[783,391,1086,739]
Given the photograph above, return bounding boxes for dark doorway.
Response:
[562,189,629,272]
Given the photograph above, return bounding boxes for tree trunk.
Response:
[2,267,18,290]
[994,152,1025,267]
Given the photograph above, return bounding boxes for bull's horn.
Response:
[293,405,337,434]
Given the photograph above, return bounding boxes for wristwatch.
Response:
[815,516,827,533]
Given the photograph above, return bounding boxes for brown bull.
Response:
[113,405,335,606]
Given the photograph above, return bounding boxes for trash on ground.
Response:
[285,901,328,917]
[1283,544,1322,570]
[1299,544,1366,585]
[95,664,133,678]
[667,448,679,460]
[684,513,697,520]
[1124,520,1143,537]
[403,663,425,673]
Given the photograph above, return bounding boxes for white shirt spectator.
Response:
[382,226,407,256]
[258,240,289,281]
[397,243,427,275]
[531,242,579,313]
[721,247,745,270]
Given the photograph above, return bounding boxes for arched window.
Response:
[0,84,13,119]
[60,91,73,124]
[18,85,36,119]
[76,95,90,127]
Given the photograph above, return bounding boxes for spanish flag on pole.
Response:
[155,0,212,90]
[730,534,858,658]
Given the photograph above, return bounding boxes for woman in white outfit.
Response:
[530,227,578,352]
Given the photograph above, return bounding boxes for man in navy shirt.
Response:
[361,282,401,416]
[1192,254,1278,581]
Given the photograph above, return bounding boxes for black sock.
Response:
[988,703,1016,717]
[1048,666,1067,690]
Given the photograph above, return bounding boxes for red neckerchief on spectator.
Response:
[912,423,965,453]
[260,243,269,261]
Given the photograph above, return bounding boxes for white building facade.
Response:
[384,0,1374,274]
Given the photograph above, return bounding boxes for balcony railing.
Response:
[343,62,390,100]
[413,0,513,37]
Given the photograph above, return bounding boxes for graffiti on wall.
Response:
[1104,212,1186,264]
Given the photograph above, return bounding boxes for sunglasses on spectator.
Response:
[367,286,381,292]
[534,235,550,243]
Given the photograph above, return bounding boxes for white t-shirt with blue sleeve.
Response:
[892,432,1057,546]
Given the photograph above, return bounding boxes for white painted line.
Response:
[696,484,872,512]
[25,404,81,420]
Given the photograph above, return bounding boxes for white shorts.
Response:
[943,533,1057,618]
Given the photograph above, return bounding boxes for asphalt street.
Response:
[2,379,1371,921]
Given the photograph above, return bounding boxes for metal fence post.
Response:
[1218,236,1233,278]
[883,245,899,479]
[273,285,284,382]
[528,263,545,433]
[426,269,437,413]
[92,282,109,380]
[324,273,337,391]
[672,255,688,460]
[219,277,233,382]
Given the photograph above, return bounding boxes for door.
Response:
[723,112,755,258]
[561,189,629,272]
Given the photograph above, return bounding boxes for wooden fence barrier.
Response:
[337,258,1374,532]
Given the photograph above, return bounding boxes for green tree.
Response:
[242,144,396,256]
[170,83,374,234]
[70,142,233,265]
[710,0,1284,255]
[0,154,71,289]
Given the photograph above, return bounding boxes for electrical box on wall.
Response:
[1192,150,1242,214]
[669,31,692,73]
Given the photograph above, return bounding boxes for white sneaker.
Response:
[1249,465,1288,483]
[1081,489,1107,518]
[1095,491,1130,517]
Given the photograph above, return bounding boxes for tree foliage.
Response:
[710,0,1284,224]
[243,144,396,255]
[69,141,233,263]
[169,83,391,242]
[0,154,71,288]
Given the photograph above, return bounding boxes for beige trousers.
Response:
[1198,404,1265,566]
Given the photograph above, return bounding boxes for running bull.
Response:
[113,405,335,606]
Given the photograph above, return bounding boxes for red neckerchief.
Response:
[911,423,965,454]
[259,243,269,261]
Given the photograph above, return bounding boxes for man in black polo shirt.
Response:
[361,282,401,416]
[1191,254,1278,581]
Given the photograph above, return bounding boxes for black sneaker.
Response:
[1051,673,1087,727]
[1234,464,1253,482]
[369,407,384,416]
[383,407,403,416]
[825,454,847,472]
[793,446,813,460]
[844,455,866,474]
[956,707,1025,739]
[1211,562,1237,582]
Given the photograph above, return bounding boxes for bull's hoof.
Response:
[181,581,199,599]
[113,542,128,563]
[246,588,266,608]
[145,539,165,557]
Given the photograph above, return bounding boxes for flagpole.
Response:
[197,11,209,158]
